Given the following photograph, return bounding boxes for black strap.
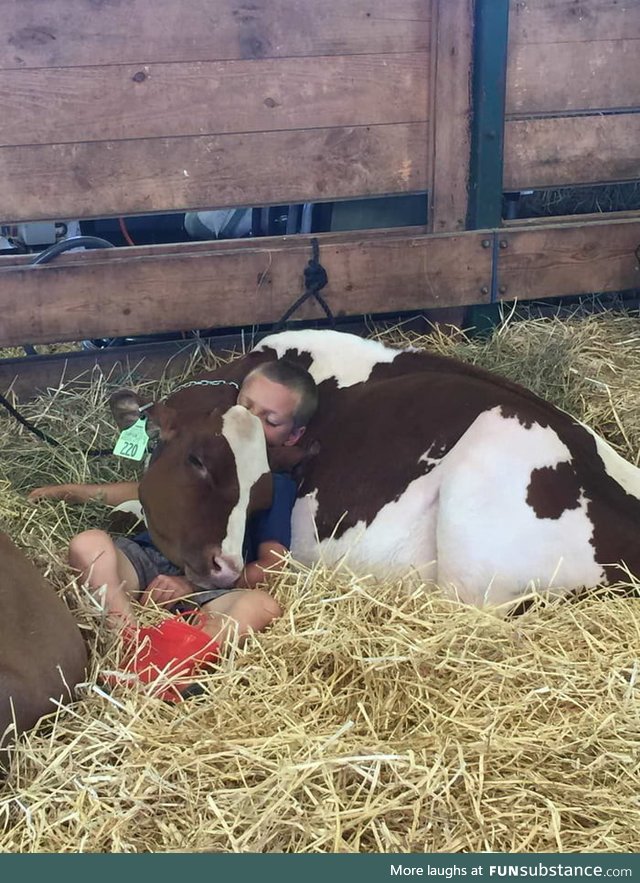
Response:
[274,238,334,330]
[0,391,113,457]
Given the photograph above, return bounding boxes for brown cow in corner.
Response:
[0,530,87,766]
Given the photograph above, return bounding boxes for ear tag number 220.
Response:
[113,418,150,462]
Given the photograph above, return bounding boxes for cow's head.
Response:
[110,389,272,589]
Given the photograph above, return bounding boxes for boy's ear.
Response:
[284,426,306,447]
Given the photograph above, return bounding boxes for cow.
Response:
[0,530,87,766]
[112,329,640,608]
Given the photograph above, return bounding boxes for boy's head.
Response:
[237,360,318,447]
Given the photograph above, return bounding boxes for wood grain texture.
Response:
[0,230,492,347]
[0,0,431,69]
[0,123,429,223]
[506,39,640,115]
[509,0,640,44]
[497,217,640,300]
[0,54,429,147]
[504,113,640,188]
[428,0,474,232]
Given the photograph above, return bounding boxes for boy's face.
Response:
[238,372,305,447]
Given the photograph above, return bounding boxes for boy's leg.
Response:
[198,590,282,648]
[68,529,141,631]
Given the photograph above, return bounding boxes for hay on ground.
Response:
[0,310,638,853]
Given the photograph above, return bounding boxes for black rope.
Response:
[0,236,117,456]
[0,390,62,447]
[274,238,334,330]
[0,390,115,458]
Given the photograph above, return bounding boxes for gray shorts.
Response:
[114,536,232,608]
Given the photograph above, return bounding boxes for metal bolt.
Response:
[480,286,489,295]
[481,239,491,248]
[499,285,507,295]
[499,240,508,249]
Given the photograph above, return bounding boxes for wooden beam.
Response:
[428,0,474,233]
[1,0,431,68]
[504,113,640,189]
[0,54,428,147]
[496,217,640,301]
[0,230,493,348]
[506,39,640,116]
[508,0,640,44]
[0,122,429,223]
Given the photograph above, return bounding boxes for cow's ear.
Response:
[248,472,273,514]
[109,388,147,430]
[143,401,179,442]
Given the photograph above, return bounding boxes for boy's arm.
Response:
[28,481,139,506]
[235,541,288,589]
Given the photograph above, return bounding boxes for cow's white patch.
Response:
[434,407,605,605]
[291,462,442,584]
[292,407,608,607]
[581,422,640,501]
[255,329,400,388]
[220,405,270,567]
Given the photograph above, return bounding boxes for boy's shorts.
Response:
[114,536,232,608]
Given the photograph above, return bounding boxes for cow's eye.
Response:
[187,453,206,473]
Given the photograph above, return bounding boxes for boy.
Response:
[29,360,318,649]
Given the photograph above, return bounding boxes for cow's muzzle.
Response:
[184,551,243,591]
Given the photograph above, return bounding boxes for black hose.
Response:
[30,235,115,265]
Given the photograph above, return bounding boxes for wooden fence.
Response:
[0,0,638,393]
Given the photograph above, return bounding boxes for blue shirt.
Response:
[243,473,297,562]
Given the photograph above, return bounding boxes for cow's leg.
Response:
[69,530,140,629]
[198,590,282,647]
[434,408,605,606]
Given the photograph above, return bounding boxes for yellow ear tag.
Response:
[113,418,150,461]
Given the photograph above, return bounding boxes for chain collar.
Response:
[169,379,239,394]
[139,379,239,414]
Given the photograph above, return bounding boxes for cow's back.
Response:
[0,531,87,760]
[254,330,640,601]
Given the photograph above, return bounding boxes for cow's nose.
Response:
[210,552,242,587]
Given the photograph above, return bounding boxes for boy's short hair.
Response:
[248,359,318,428]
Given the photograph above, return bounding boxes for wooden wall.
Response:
[0,0,639,395]
[504,0,640,189]
[0,0,431,221]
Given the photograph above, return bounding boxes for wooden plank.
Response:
[428,0,474,232]
[0,122,429,223]
[506,39,640,115]
[0,54,429,147]
[0,340,207,400]
[0,315,431,400]
[504,114,640,189]
[503,208,640,227]
[0,231,492,347]
[509,0,640,44]
[497,217,640,300]
[1,0,431,69]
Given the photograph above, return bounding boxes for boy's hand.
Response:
[28,484,75,502]
[141,574,195,608]
[234,541,288,588]
[27,481,139,506]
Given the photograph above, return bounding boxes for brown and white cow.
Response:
[116,329,640,607]
[0,530,87,763]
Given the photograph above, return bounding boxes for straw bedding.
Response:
[0,312,638,853]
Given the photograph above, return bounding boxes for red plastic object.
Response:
[119,616,220,702]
